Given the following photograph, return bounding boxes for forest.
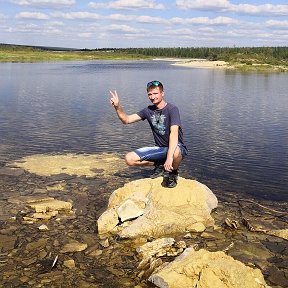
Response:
[1,44,287,69]
[105,46,288,66]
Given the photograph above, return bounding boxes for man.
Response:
[110,80,187,188]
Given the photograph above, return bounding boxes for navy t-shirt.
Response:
[137,103,185,147]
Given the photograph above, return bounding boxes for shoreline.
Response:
[152,58,230,69]
[172,59,230,69]
[153,57,288,72]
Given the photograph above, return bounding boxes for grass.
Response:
[0,46,151,62]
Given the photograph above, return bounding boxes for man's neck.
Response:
[156,100,167,110]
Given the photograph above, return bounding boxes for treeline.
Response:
[115,47,288,65]
[1,44,287,66]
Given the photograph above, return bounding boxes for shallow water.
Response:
[0,60,287,201]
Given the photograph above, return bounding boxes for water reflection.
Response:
[0,61,287,201]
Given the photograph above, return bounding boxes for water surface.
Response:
[0,61,287,201]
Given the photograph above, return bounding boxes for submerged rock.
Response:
[97,177,218,238]
[60,240,88,253]
[149,248,269,288]
[11,153,127,177]
[27,198,72,213]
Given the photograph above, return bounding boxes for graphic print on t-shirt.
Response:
[151,111,166,135]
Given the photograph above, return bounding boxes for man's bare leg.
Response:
[171,146,183,171]
[125,152,154,167]
[125,147,183,170]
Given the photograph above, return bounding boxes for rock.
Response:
[98,178,217,238]
[27,198,72,213]
[64,259,76,269]
[26,238,48,251]
[116,199,145,222]
[0,167,24,176]
[189,222,206,232]
[137,238,188,275]
[11,153,127,177]
[266,229,288,240]
[38,224,49,231]
[97,208,119,234]
[149,248,269,288]
[60,240,87,253]
[99,238,109,248]
[0,234,17,251]
[137,238,175,259]
[88,249,103,257]
[229,242,272,261]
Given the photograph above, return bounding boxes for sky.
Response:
[0,0,288,49]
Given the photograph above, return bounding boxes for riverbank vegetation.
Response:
[1,44,287,72]
[0,44,150,62]
[123,46,288,72]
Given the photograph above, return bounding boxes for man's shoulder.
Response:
[166,103,179,111]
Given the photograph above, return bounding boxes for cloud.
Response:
[89,0,165,10]
[107,14,135,21]
[137,15,168,24]
[15,12,50,20]
[229,4,288,16]
[78,32,92,38]
[171,16,238,25]
[107,24,146,33]
[11,0,75,8]
[266,20,288,29]
[176,0,288,16]
[176,0,229,10]
[50,11,101,20]
[6,22,61,34]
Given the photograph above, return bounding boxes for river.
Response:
[0,60,287,201]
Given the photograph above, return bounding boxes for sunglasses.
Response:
[147,80,161,88]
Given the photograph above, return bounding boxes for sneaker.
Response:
[161,170,178,188]
[150,164,164,179]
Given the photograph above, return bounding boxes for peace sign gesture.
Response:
[109,90,120,108]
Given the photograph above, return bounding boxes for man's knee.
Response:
[125,152,140,166]
[173,146,182,160]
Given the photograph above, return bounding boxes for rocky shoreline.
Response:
[0,153,287,287]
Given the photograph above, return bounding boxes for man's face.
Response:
[147,87,164,105]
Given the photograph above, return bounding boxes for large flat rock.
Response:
[149,248,269,288]
[97,177,218,238]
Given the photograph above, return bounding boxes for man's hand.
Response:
[109,90,119,108]
[164,157,173,172]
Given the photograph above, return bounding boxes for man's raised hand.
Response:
[109,90,119,108]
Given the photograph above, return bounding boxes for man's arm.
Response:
[110,90,141,124]
[164,125,179,172]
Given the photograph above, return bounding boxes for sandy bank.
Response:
[153,58,231,69]
[172,59,230,69]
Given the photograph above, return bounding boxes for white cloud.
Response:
[171,16,238,25]
[6,22,61,34]
[15,12,50,20]
[89,0,165,10]
[266,20,288,28]
[107,24,146,33]
[78,32,92,38]
[108,14,135,21]
[137,15,168,24]
[176,0,229,10]
[50,11,101,20]
[229,4,288,16]
[176,0,288,16]
[11,0,75,8]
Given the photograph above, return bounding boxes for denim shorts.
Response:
[134,144,188,163]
